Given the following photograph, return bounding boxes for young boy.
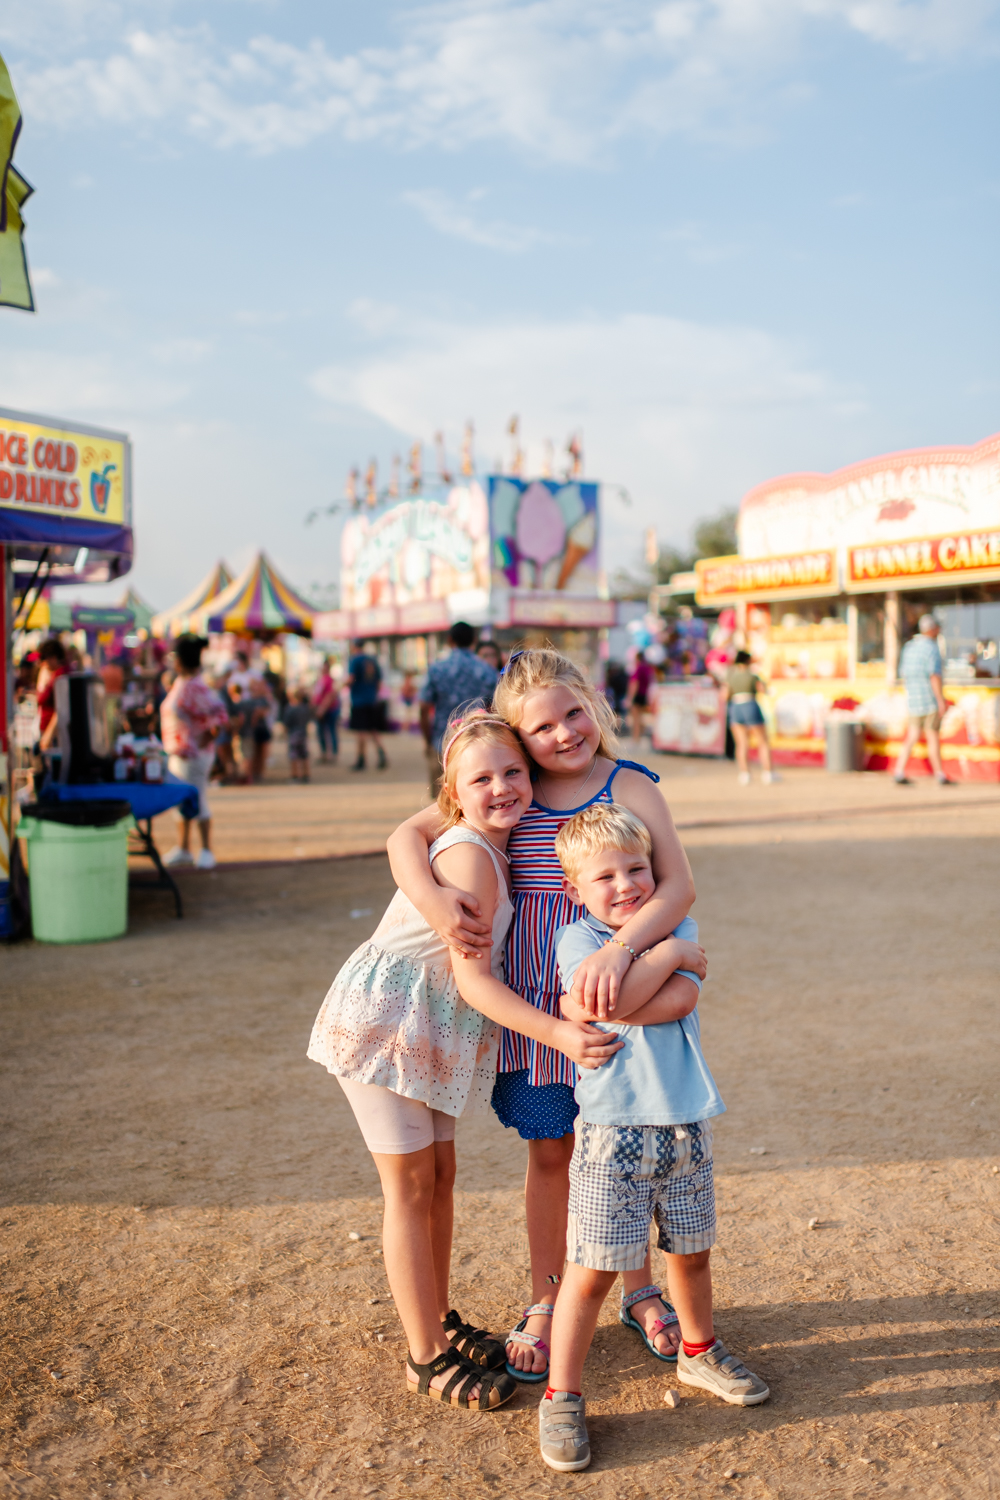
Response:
[538,803,768,1473]
[282,686,314,783]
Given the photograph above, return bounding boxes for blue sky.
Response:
[0,0,997,608]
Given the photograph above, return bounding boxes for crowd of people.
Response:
[13,608,782,827]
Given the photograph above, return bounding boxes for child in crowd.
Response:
[307,711,621,1414]
[537,803,768,1473]
[387,648,696,1382]
[283,685,314,782]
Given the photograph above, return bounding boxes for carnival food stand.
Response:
[652,431,1000,781]
[0,405,206,936]
[1,407,133,933]
[313,476,615,704]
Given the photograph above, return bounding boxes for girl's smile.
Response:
[517,686,602,778]
[453,744,532,845]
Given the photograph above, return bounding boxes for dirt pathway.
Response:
[2,779,999,1497]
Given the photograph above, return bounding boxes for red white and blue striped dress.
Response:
[499,759,660,1088]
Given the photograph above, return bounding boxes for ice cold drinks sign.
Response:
[0,412,128,526]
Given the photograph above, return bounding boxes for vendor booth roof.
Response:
[119,587,155,633]
[190,552,314,636]
[151,561,232,639]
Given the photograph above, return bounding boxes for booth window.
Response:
[897,591,1000,679]
[856,599,885,664]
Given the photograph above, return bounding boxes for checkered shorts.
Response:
[566,1119,716,1272]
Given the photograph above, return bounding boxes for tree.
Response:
[613,505,740,597]
[693,508,738,560]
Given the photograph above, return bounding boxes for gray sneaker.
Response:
[539,1392,591,1472]
[676,1339,769,1405]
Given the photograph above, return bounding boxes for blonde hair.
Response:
[554,803,652,884]
[436,707,529,830]
[492,645,619,760]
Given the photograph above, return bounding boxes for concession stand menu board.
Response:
[0,408,134,933]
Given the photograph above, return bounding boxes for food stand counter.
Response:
[663,431,1000,782]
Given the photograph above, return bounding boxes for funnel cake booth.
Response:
[654,432,1000,781]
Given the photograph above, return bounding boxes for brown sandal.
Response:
[406,1347,517,1410]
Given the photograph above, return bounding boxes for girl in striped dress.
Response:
[387,648,697,1383]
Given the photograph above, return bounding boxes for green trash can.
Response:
[16,800,134,944]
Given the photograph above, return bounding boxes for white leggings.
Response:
[337,1077,457,1155]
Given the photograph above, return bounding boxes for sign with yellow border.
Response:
[0,409,129,528]
[695,550,836,605]
[847,528,1000,590]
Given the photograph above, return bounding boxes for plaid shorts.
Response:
[566,1119,716,1272]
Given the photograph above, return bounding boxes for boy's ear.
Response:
[561,875,583,906]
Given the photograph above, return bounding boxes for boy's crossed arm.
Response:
[570,933,705,1020]
[562,937,701,1029]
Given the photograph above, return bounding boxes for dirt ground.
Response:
[3,751,1000,1499]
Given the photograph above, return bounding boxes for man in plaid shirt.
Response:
[894,615,951,785]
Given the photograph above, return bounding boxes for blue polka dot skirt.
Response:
[491,1069,579,1141]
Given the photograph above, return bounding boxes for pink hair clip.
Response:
[440,712,509,774]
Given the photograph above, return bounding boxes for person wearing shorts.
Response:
[722,650,776,786]
[347,641,389,771]
[160,634,228,871]
[537,802,767,1474]
[894,615,951,785]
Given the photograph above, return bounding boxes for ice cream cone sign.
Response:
[557,511,597,589]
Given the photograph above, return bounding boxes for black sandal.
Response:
[441,1308,506,1369]
[406,1347,517,1410]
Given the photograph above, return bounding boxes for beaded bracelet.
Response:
[604,937,637,961]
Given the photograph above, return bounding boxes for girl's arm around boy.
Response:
[433,840,623,1071]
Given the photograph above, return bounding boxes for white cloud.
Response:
[0,349,187,423]
[660,220,743,264]
[402,188,555,252]
[310,308,871,567]
[11,1,998,161]
[150,336,213,365]
[27,266,60,289]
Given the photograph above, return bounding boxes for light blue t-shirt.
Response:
[555,913,725,1128]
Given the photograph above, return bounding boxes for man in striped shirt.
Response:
[894,615,951,785]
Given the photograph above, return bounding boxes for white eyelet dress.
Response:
[307,826,514,1118]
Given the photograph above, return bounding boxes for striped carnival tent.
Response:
[151,561,233,639]
[189,552,314,637]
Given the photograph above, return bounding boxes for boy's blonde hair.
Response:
[554,802,652,884]
[436,707,529,830]
[492,645,620,761]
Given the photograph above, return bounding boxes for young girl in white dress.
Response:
[307,709,621,1412]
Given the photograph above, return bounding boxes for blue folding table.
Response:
[42,773,199,918]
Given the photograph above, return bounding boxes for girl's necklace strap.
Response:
[459,818,510,863]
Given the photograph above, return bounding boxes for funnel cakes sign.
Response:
[738,432,1000,560]
[848,528,1000,589]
